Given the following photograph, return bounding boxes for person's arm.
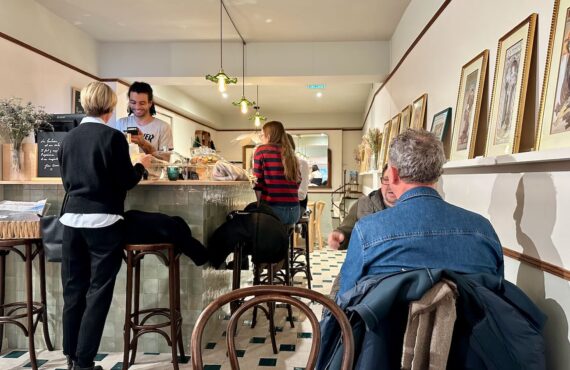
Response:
[338,224,365,295]
[298,159,310,201]
[152,122,174,161]
[252,147,265,204]
[335,200,358,249]
[111,132,145,190]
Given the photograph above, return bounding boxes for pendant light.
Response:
[249,85,266,127]
[205,0,237,92]
[232,42,254,113]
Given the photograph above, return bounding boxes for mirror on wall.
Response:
[291,133,331,188]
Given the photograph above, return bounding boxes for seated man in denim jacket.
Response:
[339,129,504,295]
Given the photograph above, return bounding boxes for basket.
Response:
[0,220,40,239]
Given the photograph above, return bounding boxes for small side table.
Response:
[0,238,54,370]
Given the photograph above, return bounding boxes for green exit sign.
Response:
[307,84,326,89]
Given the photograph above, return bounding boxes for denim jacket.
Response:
[339,186,504,295]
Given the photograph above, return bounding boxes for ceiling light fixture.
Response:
[232,42,254,114]
[205,0,237,93]
[316,91,323,98]
[249,85,267,127]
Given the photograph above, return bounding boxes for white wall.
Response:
[369,0,570,368]
[0,0,99,75]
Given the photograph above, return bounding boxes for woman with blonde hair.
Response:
[58,82,152,370]
[253,121,301,224]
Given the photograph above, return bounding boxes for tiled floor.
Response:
[0,248,345,369]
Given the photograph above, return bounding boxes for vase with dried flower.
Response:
[364,128,382,171]
[0,98,49,179]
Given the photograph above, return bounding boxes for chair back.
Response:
[314,201,325,224]
[191,285,354,370]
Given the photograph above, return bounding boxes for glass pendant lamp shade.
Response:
[205,0,237,91]
[232,42,254,113]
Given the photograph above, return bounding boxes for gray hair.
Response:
[388,129,446,183]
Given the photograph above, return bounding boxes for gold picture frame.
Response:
[389,113,401,144]
[450,50,489,161]
[537,0,570,151]
[485,14,537,156]
[71,87,84,114]
[378,121,392,168]
[400,105,412,133]
[410,94,427,130]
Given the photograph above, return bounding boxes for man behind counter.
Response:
[112,81,173,155]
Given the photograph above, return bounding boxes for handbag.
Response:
[40,193,68,262]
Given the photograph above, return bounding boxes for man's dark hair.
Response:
[127,81,156,116]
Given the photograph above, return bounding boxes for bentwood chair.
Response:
[313,201,326,250]
[191,285,355,370]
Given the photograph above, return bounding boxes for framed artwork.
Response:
[410,94,427,130]
[486,14,537,156]
[450,50,489,160]
[431,107,452,141]
[378,121,391,168]
[389,114,401,144]
[242,145,255,171]
[400,105,412,133]
[71,87,84,114]
[537,0,570,151]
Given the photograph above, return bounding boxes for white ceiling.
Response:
[35,0,411,129]
[36,0,410,42]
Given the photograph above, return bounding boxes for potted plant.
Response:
[0,97,49,175]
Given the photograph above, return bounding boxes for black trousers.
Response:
[61,221,124,367]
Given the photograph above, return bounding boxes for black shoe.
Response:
[226,256,249,271]
[65,355,75,370]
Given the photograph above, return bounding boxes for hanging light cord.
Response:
[242,43,246,95]
[220,0,223,68]
[221,0,246,45]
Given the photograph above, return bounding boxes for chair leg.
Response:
[24,242,38,370]
[175,258,186,362]
[305,236,312,290]
[283,253,294,328]
[267,265,278,355]
[122,252,134,370]
[251,265,260,329]
[168,248,179,370]
[0,252,5,352]
[38,243,54,350]
[129,256,141,366]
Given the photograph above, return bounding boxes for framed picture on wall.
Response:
[242,145,255,171]
[389,113,401,144]
[71,87,84,114]
[485,13,537,157]
[537,0,570,151]
[450,50,489,160]
[431,107,452,141]
[400,105,412,133]
[410,94,427,130]
[378,121,391,168]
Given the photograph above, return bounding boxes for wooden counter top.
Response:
[0,179,251,186]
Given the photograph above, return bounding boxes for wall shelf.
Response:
[444,147,570,170]
[358,170,381,176]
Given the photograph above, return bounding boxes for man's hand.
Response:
[327,230,345,250]
[130,128,152,154]
[137,154,153,169]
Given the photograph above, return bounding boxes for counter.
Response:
[0,180,256,353]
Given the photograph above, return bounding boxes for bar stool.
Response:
[249,225,295,354]
[0,239,53,370]
[122,243,184,370]
[290,215,312,289]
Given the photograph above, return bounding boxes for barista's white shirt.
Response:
[113,115,173,153]
[297,156,310,201]
[59,116,124,229]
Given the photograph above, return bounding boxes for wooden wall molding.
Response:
[503,247,570,281]
[361,0,452,129]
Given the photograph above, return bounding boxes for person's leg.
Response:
[74,221,124,367]
[61,226,90,363]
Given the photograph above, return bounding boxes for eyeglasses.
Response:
[381,177,389,185]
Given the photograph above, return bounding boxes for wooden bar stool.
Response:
[122,243,184,370]
[0,239,53,370]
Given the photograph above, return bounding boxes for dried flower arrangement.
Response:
[0,97,50,170]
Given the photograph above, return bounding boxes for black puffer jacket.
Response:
[208,202,289,268]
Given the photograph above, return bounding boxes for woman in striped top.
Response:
[253,121,301,225]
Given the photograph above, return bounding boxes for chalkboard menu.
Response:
[37,131,66,177]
